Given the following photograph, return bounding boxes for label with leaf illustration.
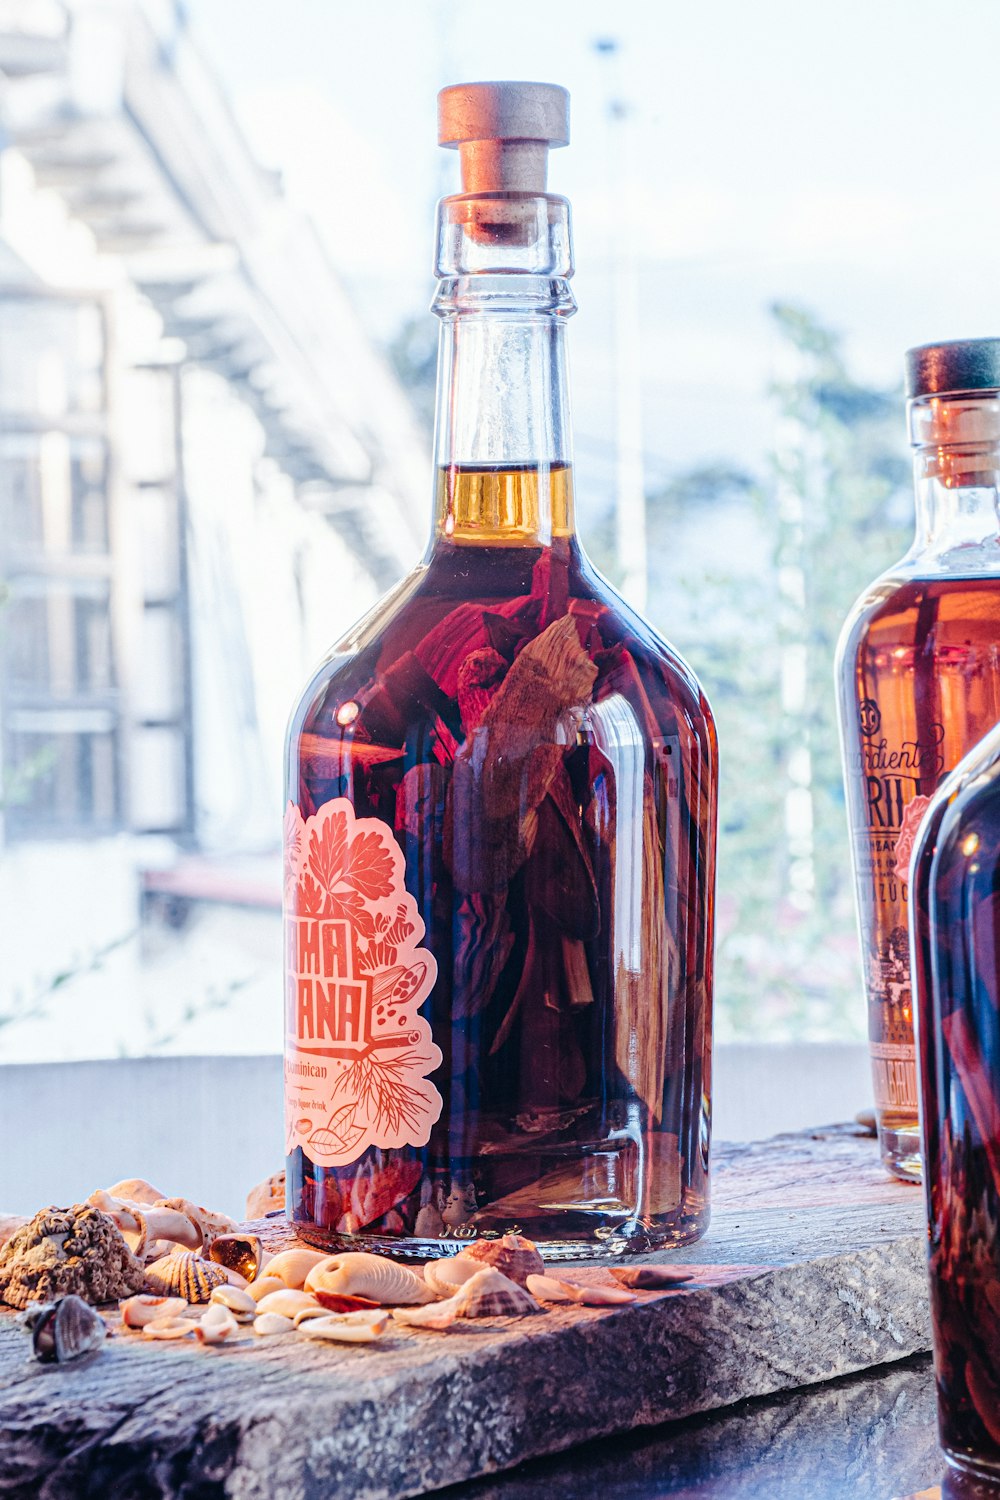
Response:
[284,797,442,1167]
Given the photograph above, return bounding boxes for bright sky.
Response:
[188,0,1000,518]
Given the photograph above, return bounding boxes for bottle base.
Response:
[877,1119,923,1184]
[944,1448,1000,1488]
[291,1207,710,1262]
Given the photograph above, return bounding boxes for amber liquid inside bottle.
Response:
[285,464,717,1258]
[911,743,1000,1482]
[839,576,1000,1180]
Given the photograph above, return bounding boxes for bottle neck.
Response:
[908,395,1000,568]
[429,193,576,548]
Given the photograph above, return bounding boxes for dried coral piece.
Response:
[305,1252,435,1306]
[610,1265,694,1290]
[120,1294,188,1329]
[24,1295,108,1362]
[464,1233,544,1288]
[0,1205,146,1310]
[246,1171,285,1220]
[144,1252,228,1304]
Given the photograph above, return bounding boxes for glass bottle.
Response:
[836,339,1000,1182]
[910,717,1000,1482]
[282,82,718,1259]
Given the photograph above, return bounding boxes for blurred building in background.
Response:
[0,0,427,1057]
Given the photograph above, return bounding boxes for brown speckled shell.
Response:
[465,1233,545,1288]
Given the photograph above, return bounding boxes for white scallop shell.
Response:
[263,1248,328,1289]
[120,1294,188,1329]
[305,1253,436,1305]
[254,1312,294,1336]
[298,1310,389,1343]
[255,1288,319,1319]
[423,1253,482,1298]
[209,1285,256,1321]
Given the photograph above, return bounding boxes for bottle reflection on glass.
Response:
[837,339,1000,1183]
[282,83,718,1260]
[911,718,1000,1484]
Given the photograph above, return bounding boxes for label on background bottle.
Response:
[283,797,442,1167]
[848,698,942,1113]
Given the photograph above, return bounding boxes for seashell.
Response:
[120,1294,188,1329]
[464,1233,544,1287]
[254,1312,294,1336]
[610,1266,694,1290]
[313,1291,381,1314]
[394,1268,540,1329]
[255,1288,319,1319]
[142,1315,193,1340]
[292,1304,335,1328]
[248,1275,285,1304]
[209,1285,256,1321]
[526,1273,636,1306]
[209,1234,266,1283]
[105,1179,166,1206]
[28,1296,107,1362]
[263,1248,328,1290]
[423,1253,482,1298]
[299,1310,389,1343]
[305,1252,436,1305]
[195,1308,239,1343]
[246,1171,285,1221]
[145,1252,228,1303]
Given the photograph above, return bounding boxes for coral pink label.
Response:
[893,793,933,882]
[284,797,442,1167]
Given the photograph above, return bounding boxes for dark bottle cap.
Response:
[906,338,1000,399]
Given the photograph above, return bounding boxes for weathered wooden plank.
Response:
[0,1129,931,1500]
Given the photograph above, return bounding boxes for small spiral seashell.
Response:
[254,1312,293,1336]
[145,1252,228,1304]
[305,1252,436,1306]
[263,1248,328,1289]
[464,1233,544,1288]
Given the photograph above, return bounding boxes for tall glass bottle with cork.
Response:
[837,339,1000,1181]
[283,82,718,1258]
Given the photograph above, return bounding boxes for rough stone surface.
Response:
[0,1128,930,1500]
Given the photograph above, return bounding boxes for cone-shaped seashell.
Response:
[195,1308,239,1343]
[526,1273,636,1306]
[120,1294,188,1329]
[255,1288,319,1319]
[423,1253,482,1298]
[210,1285,256,1322]
[610,1266,694,1290]
[248,1275,284,1304]
[305,1252,436,1305]
[142,1315,193,1340]
[264,1248,327,1290]
[254,1312,293,1336]
[145,1252,228,1303]
[209,1234,266,1283]
[464,1233,544,1287]
[29,1296,107,1362]
[394,1268,540,1329]
[313,1290,381,1314]
[299,1310,389,1343]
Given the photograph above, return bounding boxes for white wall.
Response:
[0,1044,875,1220]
